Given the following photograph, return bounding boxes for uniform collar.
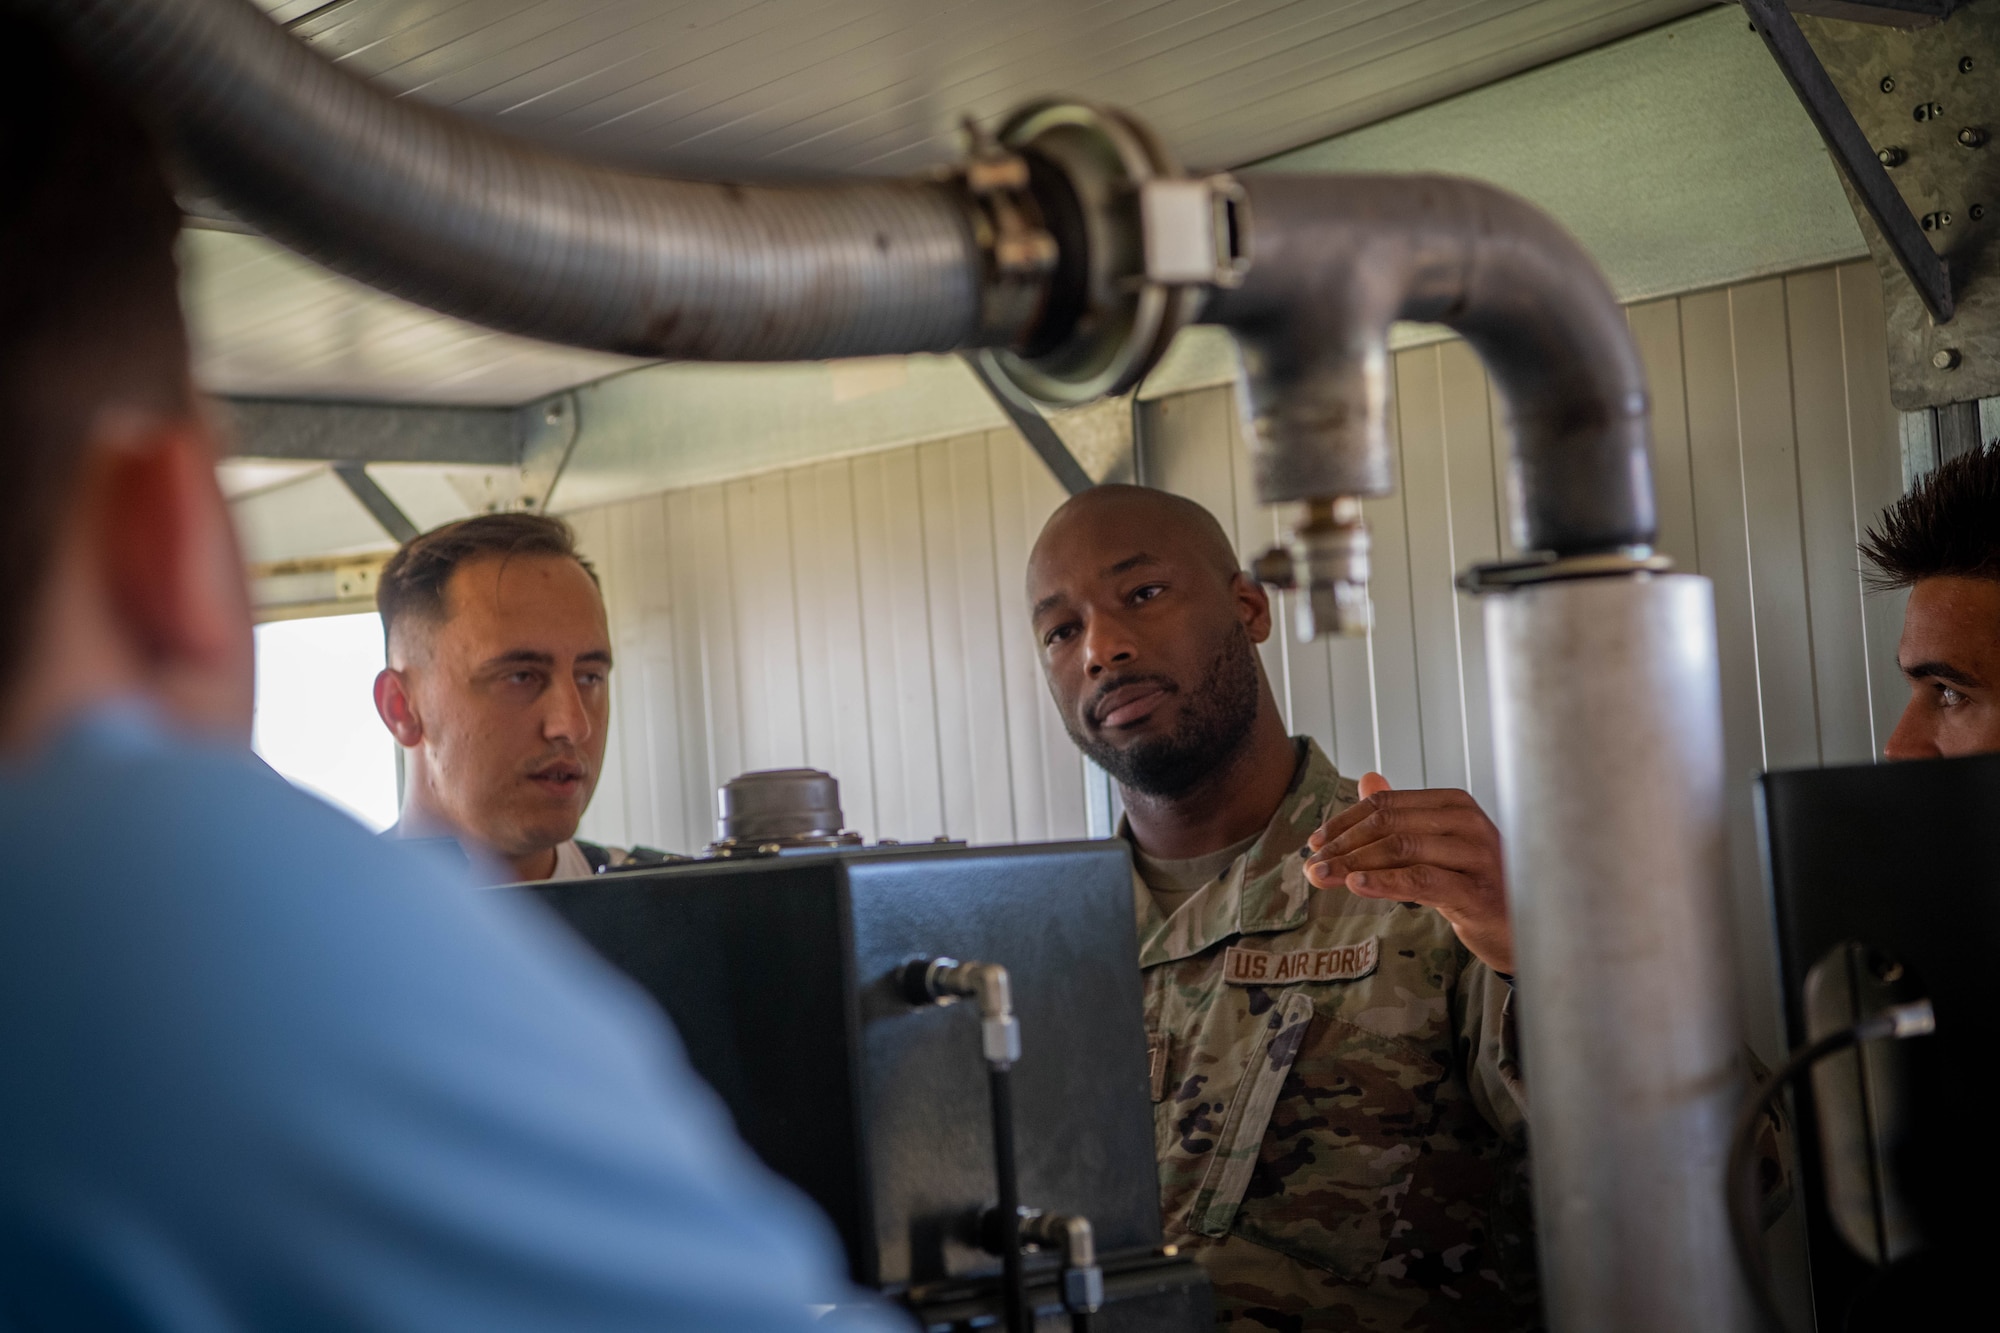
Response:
[1127,737,1354,968]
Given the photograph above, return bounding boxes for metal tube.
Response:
[1207,173,1656,556]
[32,0,1011,361]
[988,1065,1029,1333]
[1484,573,1750,1333]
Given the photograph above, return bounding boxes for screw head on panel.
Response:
[1882,75,1897,93]
[1961,57,1975,74]
[1933,348,1962,371]
[1959,127,1990,149]
[1878,146,1908,167]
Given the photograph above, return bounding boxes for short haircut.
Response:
[1860,444,2000,592]
[377,513,599,647]
[0,16,191,698]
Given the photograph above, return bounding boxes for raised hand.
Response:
[1304,773,1514,975]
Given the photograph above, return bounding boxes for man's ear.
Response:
[95,416,255,737]
[374,667,424,747]
[1231,571,1274,644]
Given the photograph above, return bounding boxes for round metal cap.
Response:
[716,768,846,844]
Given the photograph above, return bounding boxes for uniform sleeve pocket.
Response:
[1227,1012,1448,1283]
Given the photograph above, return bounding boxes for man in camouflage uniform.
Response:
[1027,485,1538,1331]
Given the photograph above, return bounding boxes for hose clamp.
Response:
[959,118,1060,342]
[1456,548,1673,594]
[980,101,1212,406]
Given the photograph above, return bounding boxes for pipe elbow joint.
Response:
[1205,173,1657,559]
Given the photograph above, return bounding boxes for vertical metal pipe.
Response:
[1484,573,1751,1333]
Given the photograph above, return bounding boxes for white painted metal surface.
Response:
[256,0,1705,178]
[200,0,1712,407]
[186,229,644,405]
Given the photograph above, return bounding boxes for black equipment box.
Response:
[1760,753,2000,1329]
[529,841,1210,1331]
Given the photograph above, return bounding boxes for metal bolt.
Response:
[1961,57,1976,74]
[1878,145,1908,167]
[1960,127,1990,149]
[1914,102,1944,122]
[1933,348,1961,371]
[1881,75,1897,93]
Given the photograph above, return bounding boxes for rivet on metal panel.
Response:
[1973,204,1988,220]
[1934,348,1962,369]
[1882,75,1897,92]
[1879,145,1908,166]
[1962,57,1976,73]
[1960,127,1990,148]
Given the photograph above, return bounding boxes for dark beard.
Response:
[1069,626,1263,799]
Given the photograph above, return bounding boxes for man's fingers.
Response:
[1308,831,1496,882]
[1307,797,1375,849]
[1307,783,1477,850]
[1339,862,1479,910]
[1316,806,1497,863]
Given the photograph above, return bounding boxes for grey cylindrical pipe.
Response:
[32,0,998,361]
[1485,574,1750,1333]
[1207,173,1656,556]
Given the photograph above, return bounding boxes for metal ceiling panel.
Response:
[259,0,1712,177]
[184,228,645,403]
[206,0,1714,406]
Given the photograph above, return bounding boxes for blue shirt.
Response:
[0,706,906,1332]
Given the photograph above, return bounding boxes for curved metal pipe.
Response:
[30,0,1021,362]
[1206,173,1656,557]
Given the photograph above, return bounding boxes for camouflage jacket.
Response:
[1131,740,1540,1331]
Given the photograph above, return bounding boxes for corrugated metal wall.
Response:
[572,258,1906,1049]
[570,430,1089,854]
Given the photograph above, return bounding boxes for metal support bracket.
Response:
[964,350,1095,495]
[227,389,588,529]
[1742,0,1956,323]
[331,460,419,543]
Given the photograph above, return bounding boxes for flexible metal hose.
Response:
[28,0,995,361]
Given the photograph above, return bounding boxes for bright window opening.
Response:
[252,612,399,831]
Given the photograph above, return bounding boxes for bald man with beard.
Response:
[1027,485,1537,1332]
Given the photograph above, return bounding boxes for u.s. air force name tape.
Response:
[1222,936,1379,985]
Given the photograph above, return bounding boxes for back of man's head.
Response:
[1861,444,2000,591]
[377,512,598,660]
[0,16,200,717]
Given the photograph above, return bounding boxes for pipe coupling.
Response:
[979,102,1243,405]
[900,956,1022,1068]
[1251,497,1372,638]
[1020,1212,1104,1314]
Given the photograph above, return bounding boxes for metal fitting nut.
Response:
[1933,348,1962,371]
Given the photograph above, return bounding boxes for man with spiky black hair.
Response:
[1862,443,2000,759]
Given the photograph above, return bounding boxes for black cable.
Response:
[988,1063,1030,1333]
[1726,1000,1935,1333]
